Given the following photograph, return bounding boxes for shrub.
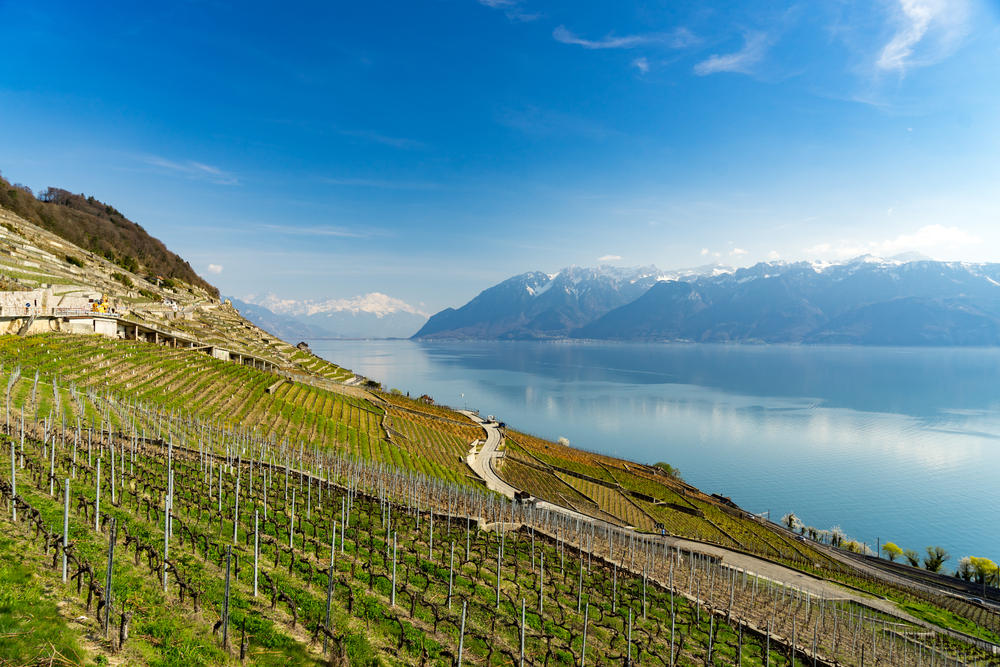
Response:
[112,272,134,288]
[65,255,84,268]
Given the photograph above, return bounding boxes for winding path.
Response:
[457,410,1000,649]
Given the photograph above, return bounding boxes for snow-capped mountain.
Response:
[572,256,1000,345]
[243,292,428,338]
[412,263,731,340]
[415,256,1000,345]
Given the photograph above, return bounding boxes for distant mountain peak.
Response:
[246,292,428,319]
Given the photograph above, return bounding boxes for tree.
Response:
[782,512,802,531]
[829,525,846,548]
[923,546,950,573]
[903,549,921,567]
[957,557,974,581]
[882,542,903,562]
[653,462,679,477]
[968,557,999,585]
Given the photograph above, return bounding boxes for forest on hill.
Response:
[0,173,217,296]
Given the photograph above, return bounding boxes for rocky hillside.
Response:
[0,175,216,295]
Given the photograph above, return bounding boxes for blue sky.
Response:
[1,0,998,314]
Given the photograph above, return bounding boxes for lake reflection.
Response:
[308,340,1000,562]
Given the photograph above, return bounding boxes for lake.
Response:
[308,339,1000,563]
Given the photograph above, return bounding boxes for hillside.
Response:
[3,334,998,667]
[1,198,998,666]
[0,175,216,295]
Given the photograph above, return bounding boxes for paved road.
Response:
[460,411,519,498]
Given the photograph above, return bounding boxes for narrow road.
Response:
[460,411,519,498]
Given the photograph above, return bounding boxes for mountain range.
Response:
[413,263,731,340]
[241,292,428,339]
[414,256,1000,346]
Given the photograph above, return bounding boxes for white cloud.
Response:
[712,252,722,258]
[553,25,697,50]
[701,248,709,256]
[876,0,970,73]
[729,248,748,256]
[141,155,239,185]
[804,225,982,259]
[632,57,649,73]
[871,224,982,253]
[598,255,622,261]
[207,264,223,274]
[693,32,769,76]
[476,0,540,22]
[767,251,780,260]
[887,207,894,215]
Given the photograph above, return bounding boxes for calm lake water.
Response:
[308,339,1000,563]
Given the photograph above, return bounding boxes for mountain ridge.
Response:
[415,257,1000,345]
[413,263,731,340]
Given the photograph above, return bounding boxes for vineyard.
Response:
[385,413,477,486]
[501,433,835,571]
[378,392,480,426]
[0,337,996,665]
[2,386,994,667]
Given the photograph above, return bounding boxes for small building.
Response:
[296,341,311,351]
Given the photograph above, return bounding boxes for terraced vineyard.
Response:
[387,413,474,485]
[0,334,384,459]
[2,387,986,667]
[378,392,479,425]
[556,473,654,530]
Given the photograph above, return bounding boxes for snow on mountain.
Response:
[416,255,1000,345]
[246,292,428,319]
[243,292,428,338]
[413,262,727,340]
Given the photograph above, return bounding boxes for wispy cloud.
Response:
[339,129,425,150]
[260,224,378,239]
[598,254,622,261]
[141,155,239,185]
[767,251,781,260]
[476,0,541,22]
[632,57,649,73]
[693,32,770,76]
[206,264,223,274]
[553,25,697,50]
[729,248,748,256]
[321,177,441,190]
[496,105,610,140]
[877,0,971,73]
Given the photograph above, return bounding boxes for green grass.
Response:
[899,600,1000,644]
[0,533,89,666]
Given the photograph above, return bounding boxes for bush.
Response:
[111,272,134,288]
[65,255,84,268]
